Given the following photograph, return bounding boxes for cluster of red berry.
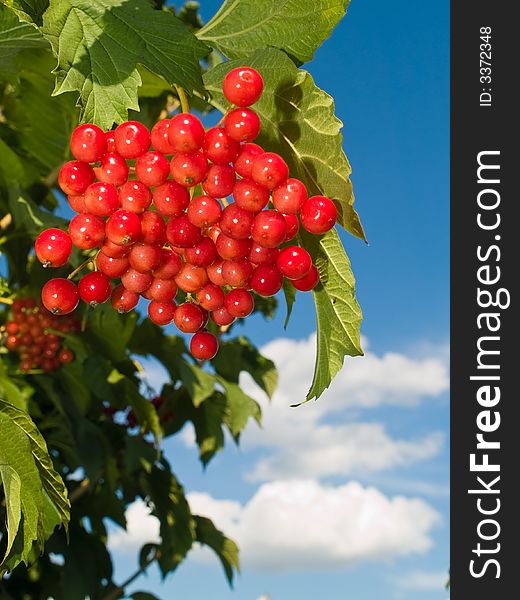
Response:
[2,298,77,372]
[35,67,337,360]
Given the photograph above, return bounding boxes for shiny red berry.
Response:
[224,289,254,318]
[174,263,208,293]
[140,210,166,245]
[187,196,222,228]
[68,213,105,249]
[114,121,150,159]
[128,243,162,273]
[78,272,112,306]
[58,160,95,195]
[148,301,176,326]
[121,268,153,293]
[153,181,190,217]
[101,239,131,258]
[203,127,240,165]
[195,283,225,312]
[170,152,208,187]
[291,265,320,291]
[147,278,177,302]
[224,108,260,142]
[234,143,264,178]
[215,233,251,260]
[283,213,299,241]
[222,258,253,288]
[106,210,142,246]
[166,215,202,248]
[202,164,236,198]
[96,252,130,278]
[190,331,218,360]
[151,119,176,154]
[94,153,129,187]
[58,348,75,364]
[153,249,182,279]
[70,123,107,163]
[206,259,226,286]
[185,237,218,268]
[168,113,205,153]
[272,178,307,214]
[277,246,312,280]
[220,203,255,240]
[42,278,80,315]
[211,306,235,327]
[111,284,139,313]
[173,302,206,333]
[105,131,116,153]
[251,152,289,190]
[223,67,264,107]
[68,194,86,213]
[249,243,279,266]
[251,210,287,248]
[300,196,337,234]
[135,151,170,187]
[84,182,120,216]
[35,228,72,268]
[250,264,283,297]
[233,178,269,212]
[119,181,152,214]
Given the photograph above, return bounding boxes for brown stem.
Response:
[69,478,91,503]
[102,549,160,600]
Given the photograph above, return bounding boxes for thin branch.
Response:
[68,478,91,503]
[102,549,161,600]
[175,85,190,114]
[67,258,93,280]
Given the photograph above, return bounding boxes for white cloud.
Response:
[109,481,441,571]
[395,569,448,591]
[188,480,441,570]
[235,334,448,481]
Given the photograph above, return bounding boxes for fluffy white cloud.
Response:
[235,334,448,481]
[109,481,441,570]
[395,569,448,591]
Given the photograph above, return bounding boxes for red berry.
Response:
[68,213,105,249]
[70,123,107,163]
[35,228,72,267]
[106,210,142,246]
[151,119,176,154]
[114,121,150,159]
[224,289,254,318]
[283,213,299,241]
[78,272,112,306]
[153,181,190,217]
[119,181,152,214]
[222,258,253,288]
[211,306,235,327]
[249,242,279,265]
[105,131,116,153]
[234,143,264,178]
[215,233,251,260]
[207,259,226,286]
[203,127,240,165]
[128,243,162,273]
[190,331,218,360]
[135,151,170,187]
[121,268,153,293]
[300,196,337,234]
[173,302,206,333]
[174,263,208,293]
[202,164,236,198]
[58,348,75,364]
[94,153,129,187]
[251,152,289,190]
[140,210,166,245]
[68,194,87,213]
[185,237,218,268]
[153,249,182,279]
[251,210,287,248]
[148,301,176,326]
[5,322,18,335]
[170,152,208,187]
[147,278,177,302]
[250,264,283,297]
[84,182,120,216]
[58,160,95,195]
[111,284,139,313]
[195,283,225,311]
[277,246,312,280]
[101,239,131,258]
[96,252,130,278]
[223,67,264,107]
[233,178,269,212]
[220,203,255,240]
[6,335,20,350]
[291,264,320,291]
[166,215,202,248]
[272,178,307,214]
[168,113,205,153]
[187,196,222,228]
[224,108,260,142]
[42,278,80,315]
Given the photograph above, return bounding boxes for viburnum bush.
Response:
[0,1,364,598]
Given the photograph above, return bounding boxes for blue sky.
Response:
[106,1,451,599]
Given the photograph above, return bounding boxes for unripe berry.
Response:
[68,213,105,249]
[42,278,80,315]
[135,151,170,187]
[111,284,139,313]
[223,67,264,107]
[78,272,112,306]
[35,228,72,268]
[300,196,337,234]
[224,108,260,142]
[168,113,205,153]
[59,160,95,195]
[190,331,218,360]
[276,246,312,280]
[114,121,150,159]
[106,210,142,246]
[70,123,107,163]
[84,182,120,216]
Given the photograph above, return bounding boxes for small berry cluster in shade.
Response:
[103,396,174,429]
[2,298,78,372]
[35,67,337,361]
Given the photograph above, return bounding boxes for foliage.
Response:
[0,0,364,597]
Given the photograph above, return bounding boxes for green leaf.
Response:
[178,361,215,407]
[282,278,296,329]
[7,190,66,232]
[218,378,261,439]
[212,337,278,399]
[0,360,33,412]
[193,515,240,586]
[299,228,363,401]
[0,139,32,188]
[119,378,162,446]
[0,4,47,76]
[41,0,209,129]
[198,0,349,64]
[192,392,226,465]
[3,1,49,26]
[0,399,70,574]
[203,48,366,241]
[86,303,137,363]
